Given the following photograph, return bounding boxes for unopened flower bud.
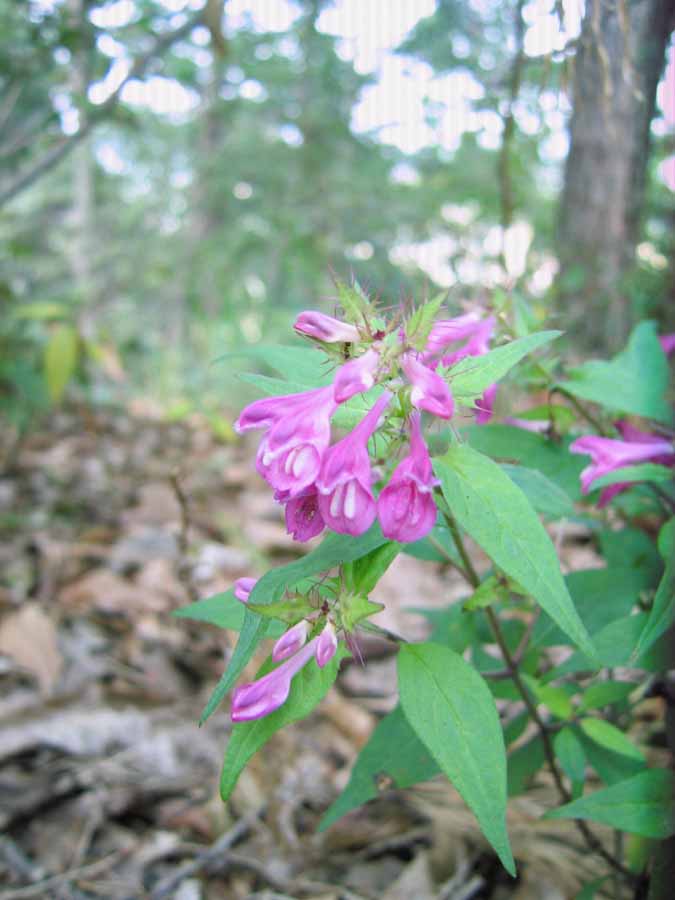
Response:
[234,577,257,603]
[272,620,310,662]
[294,311,360,343]
[315,621,338,668]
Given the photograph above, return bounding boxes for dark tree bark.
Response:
[556,0,675,351]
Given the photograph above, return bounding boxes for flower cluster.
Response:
[235,308,497,545]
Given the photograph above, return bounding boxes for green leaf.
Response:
[579,681,635,712]
[337,278,373,323]
[44,323,79,403]
[404,522,463,566]
[579,718,644,763]
[523,676,573,719]
[631,557,674,662]
[464,424,586,499]
[577,732,645,786]
[590,464,674,491]
[434,445,597,663]
[448,331,561,403]
[406,293,446,351]
[501,464,575,520]
[248,593,315,623]
[544,613,670,681]
[406,603,477,651]
[220,647,348,802]
[545,770,675,838]
[574,878,608,900]
[14,301,70,320]
[319,705,440,830]
[226,345,332,387]
[174,591,286,634]
[558,321,672,424]
[200,524,388,723]
[463,575,508,611]
[657,518,675,562]
[554,727,586,785]
[174,590,245,631]
[507,735,546,796]
[339,593,384,630]
[344,541,400,595]
[398,643,515,875]
[532,567,652,649]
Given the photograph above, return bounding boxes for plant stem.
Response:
[443,508,637,884]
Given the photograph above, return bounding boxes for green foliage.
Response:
[199,524,388,723]
[434,445,597,661]
[448,331,561,405]
[398,643,515,875]
[545,770,675,839]
[559,322,672,424]
[319,705,439,830]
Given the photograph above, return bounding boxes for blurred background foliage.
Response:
[1,0,673,431]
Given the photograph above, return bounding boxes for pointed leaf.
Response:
[448,331,561,403]
[44,324,79,403]
[319,705,440,830]
[398,642,515,875]
[434,445,597,662]
[545,770,675,839]
[558,321,671,424]
[631,558,674,662]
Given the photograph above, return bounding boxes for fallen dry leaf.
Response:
[0,603,62,695]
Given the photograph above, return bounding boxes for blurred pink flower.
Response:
[231,637,319,722]
[255,386,336,497]
[316,621,338,668]
[316,392,391,535]
[333,348,380,402]
[659,333,675,356]
[233,577,257,603]
[401,353,454,419]
[284,486,325,541]
[294,310,360,343]
[570,428,675,507]
[272,620,310,662]
[377,413,437,542]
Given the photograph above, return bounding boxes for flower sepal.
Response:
[247,592,316,623]
[337,591,384,632]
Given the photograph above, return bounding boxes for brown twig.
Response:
[0,852,125,900]
[169,469,199,603]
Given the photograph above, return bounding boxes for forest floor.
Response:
[0,407,639,900]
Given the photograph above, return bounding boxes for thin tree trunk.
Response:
[556,0,674,351]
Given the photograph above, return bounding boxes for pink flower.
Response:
[504,416,550,433]
[424,312,483,356]
[333,348,380,403]
[316,392,392,535]
[272,620,310,662]
[284,486,325,541]
[659,334,675,356]
[377,413,437,542]
[475,382,498,425]
[294,310,360,343]
[255,386,336,497]
[570,429,675,507]
[235,386,332,434]
[231,637,319,722]
[234,577,257,603]
[441,316,495,367]
[316,621,338,668]
[401,353,454,419]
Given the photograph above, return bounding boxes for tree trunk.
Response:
[556,0,674,351]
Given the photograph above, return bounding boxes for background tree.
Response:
[556,0,675,350]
